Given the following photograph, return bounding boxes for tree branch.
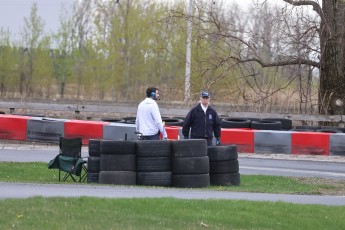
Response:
[236,56,320,68]
[282,0,322,17]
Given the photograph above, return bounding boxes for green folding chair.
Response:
[48,137,87,182]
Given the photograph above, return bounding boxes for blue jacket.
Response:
[182,103,221,139]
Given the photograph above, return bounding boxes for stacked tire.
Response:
[207,145,240,186]
[87,139,101,183]
[171,139,210,188]
[136,140,172,186]
[99,140,136,185]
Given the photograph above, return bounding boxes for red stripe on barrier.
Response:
[64,120,110,145]
[0,115,30,140]
[221,128,254,153]
[165,126,180,140]
[291,132,330,155]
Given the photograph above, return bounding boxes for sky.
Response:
[0,0,72,37]
[0,0,266,40]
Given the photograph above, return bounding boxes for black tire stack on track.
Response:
[99,140,136,185]
[136,140,172,186]
[171,139,210,188]
[87,139,101,183]
[221,118,251,128]
[251,120,282,130]
[207,145,240,186]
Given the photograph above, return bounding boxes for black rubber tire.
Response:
[262,118,292,130]
[87,156,100,173]
[171,139,207,157]
[100,154,136,171]
[121,117,136,124]
[122,116,136,121]
[173,174,210,188]
[135,140,171,157]
[210,173,240,186]
[162,118,184,127]
[173,156,209,174]
[89,139,101,157]
[100,140,136,155]
[136,172,172,186]
[172,116,185,121]
[125,120,136,124]
[251,120,282,130]
[316,128,342,133]
[207,145,238,161]
[209,160,239,174]
[221,118,251,128]
[101,118,125,123]
[290,129,315,132]
[295,125,320,131]
[242,117,261,122]
[99,171,136,185]
[87,172,99,183]
[137,157,172,172]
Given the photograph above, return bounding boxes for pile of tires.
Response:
[251,120,282,130]
[99,140,136,185]
[136,140,172,186]
[291,125,319,132]
[221,117,293,131]
[90,139,241,188]
[261,118,292,130]
[207,145,240,186]
[221,118,251,128]
[171,139,210,188]
[87,139,101,183]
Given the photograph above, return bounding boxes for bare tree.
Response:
[247,0,345,116]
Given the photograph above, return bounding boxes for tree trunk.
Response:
[319,0,345,115]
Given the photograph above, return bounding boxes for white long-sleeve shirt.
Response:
[135,98,167,138]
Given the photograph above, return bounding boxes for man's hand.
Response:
[216,138,221,146]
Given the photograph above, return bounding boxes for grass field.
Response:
[1,197,345,229]
[1,162,345,229]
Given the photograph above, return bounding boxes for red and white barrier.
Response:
[0,114,30,140]
[0,114,345,156]
[64,120,109,145]
[221,128,255,153]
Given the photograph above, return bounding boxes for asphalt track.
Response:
[1,182,345,206]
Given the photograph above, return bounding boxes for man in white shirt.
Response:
[136,87,168,140]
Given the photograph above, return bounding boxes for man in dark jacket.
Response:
[182,90,221,146]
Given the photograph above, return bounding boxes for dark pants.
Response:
[141,132,160,140]
[191,137,213,146]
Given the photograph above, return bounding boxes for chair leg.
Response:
[79,165,88,183]
[60,171,77,182]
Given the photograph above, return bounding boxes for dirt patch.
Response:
[294,177,345,195]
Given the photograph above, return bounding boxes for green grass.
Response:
[0,162,340,195]
[1,197,345,230]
